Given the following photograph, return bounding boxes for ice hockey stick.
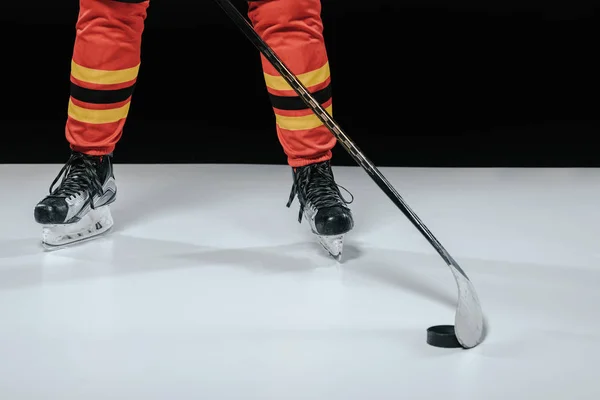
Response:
[213,0,485,349]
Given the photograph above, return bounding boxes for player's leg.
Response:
[248,0,353,260]
[34,0,150,249]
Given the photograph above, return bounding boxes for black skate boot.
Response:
[34,151,117,249]
[286,160,354,260]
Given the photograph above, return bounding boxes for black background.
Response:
[1,1,598,166]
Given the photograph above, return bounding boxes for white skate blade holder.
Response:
[316,234,345,261]
[41,205,114,250]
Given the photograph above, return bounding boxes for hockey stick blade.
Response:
[214,0,485,349]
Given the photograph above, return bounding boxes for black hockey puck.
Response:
[426,325,462,348]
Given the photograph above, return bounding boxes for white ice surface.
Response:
[0,164,599,399]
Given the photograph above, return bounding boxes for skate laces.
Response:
[286,161,354,223]
[49,153,104,199]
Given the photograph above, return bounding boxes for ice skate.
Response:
[286,160,354,261]
[34,151,117,250]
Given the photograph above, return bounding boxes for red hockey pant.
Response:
[66,0,335,167]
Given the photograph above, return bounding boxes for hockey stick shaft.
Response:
[214,0,464,276]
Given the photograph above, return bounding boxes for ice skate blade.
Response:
[41,206,114,250]
[316,234,345,262]
[41,227,113,251]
